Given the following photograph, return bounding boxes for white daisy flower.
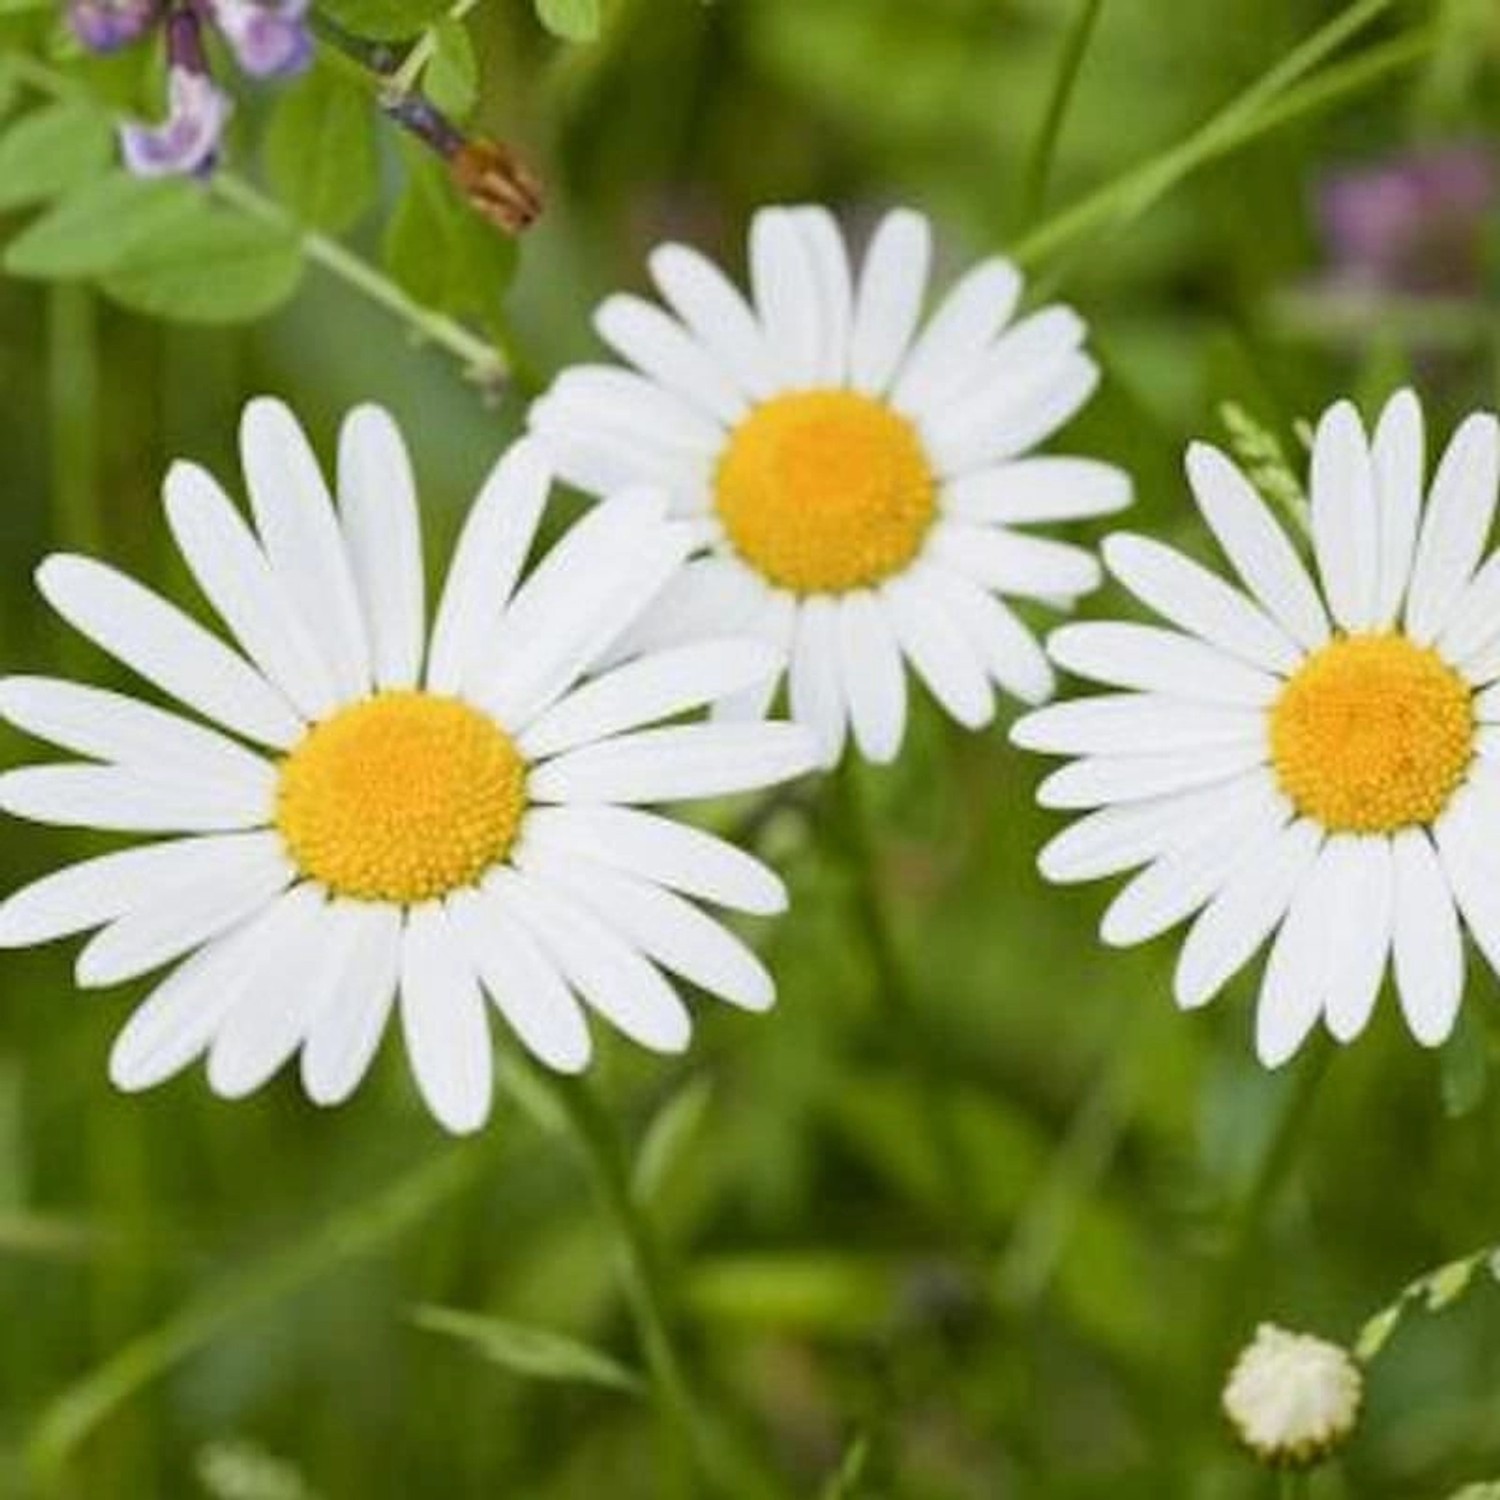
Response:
[1013,391,1500,1065]
[1222,1324,1363,1466]
[0,399,819,1134]
[528,204,1132,766]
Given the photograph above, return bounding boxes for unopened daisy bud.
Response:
[207,0,312,80]
[1223,1324,1363,1467]
[68,0,160,52]
[449,139,542,234]
[119,11,232,179]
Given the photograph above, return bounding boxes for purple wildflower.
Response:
[67,0,161,52]
[204,0,313,80]
[118,10,232,179]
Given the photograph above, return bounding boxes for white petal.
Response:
[492,866,691,1052]
[1254,845,1337,1067]
[1174,818,1322,1011]
[36,555,301,750]
[549,366,726,455]
[710,589,797,722]
[1372,388,1425,627]
[300,901,403,1106]
[338,405,425,691]
[0,832,281,949]
[1047,622,1281,706]
[209,887,356,1100]
[517,844,773,1012]
[748,206,822,387]
[923,568,1055,705]
[0,676,274,798]
[1309,401,1380,632]
[943,458,1132,526]
[1012,694,1265,757]
[837,591,906,764]
[520,638,780,761]
[1391,826,1464,1046]
[927,522,1101,601]
[399,902,493,1134]
[0,765,272,833]
[880,571,993,728]
[164,461,339,721]
[108,899,284,1092]
[788,596,848,768]
[848,209,931,396]
[1038,777,1272,885]
[239,398,371,699]
[1436,551,1500,670]
[447,882,592,1073]
[528,403,713,506]
[648,242,777,402]
[1043,743,1270,811]
[1101,777,1289,946]
[1102,534,1300,674]
[889,258,1023,419]
[1321,835,1393,1044]
[1434,785,1500,981]
[1185,443,1330,652]
[521,804,787,915]
[529,722,818,805]
[426,439,550,695]
[596,293,748,426]
[74,832,291,986]
[599,554,767,670]
[793,206,853,386]
[1405,412,1500,643]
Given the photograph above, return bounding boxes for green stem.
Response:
[386,0,483,97]
[1011,0,1416,268]
[45,283,102,555]
[1022,0,1107,218]
[1279,1471,1311,1499]
[833,760,983,1255]
[541,1073,767,1500]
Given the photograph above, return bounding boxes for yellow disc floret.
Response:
[715,389,936,594]
[1270,634,1474,834]
[276,692,526,905]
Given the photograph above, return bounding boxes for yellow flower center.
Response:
[1270,634,1475,834]
[275,692,527,905]
[715,389,937,594]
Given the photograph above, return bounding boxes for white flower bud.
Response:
[1222,1323,1363,1466]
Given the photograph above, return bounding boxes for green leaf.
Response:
[100,210,303,324]
[1424,1256,1478,1312]
[383,146,517,329]
[0,101,114,212]
[264,63,379,232]
[633,1076,713,1202]
[1354,1303,1402,1363]
[315,0,449,39]
[535,0,601,42]
[409,1306,644,1394]
[425,19,479,120]
[3,174,194,279]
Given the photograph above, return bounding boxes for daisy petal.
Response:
[448,882,592,1074]
[944,458,1132,526]
[1435,784,1500,981]
[793,206,854,386]
[1391,827,1464,1046]
[788,596,848,767]
[1405,412,1500,643]
[748,207,822,386]
[300,901,403,1106]
[338,405,425,691]
[164,461,338,721]
[1047,622,1281,706]
[518,845,773,1012]
[711,591,797,722]
[1174,818,1322,1011]
[848,208,931,397]
[1321,835,1393,1044]
[1436,552,1500,671]
[1102,534,1301,674]
[36,555,302,750]
[599,555,766,669]
[1309,401,1380,632]
[597,293,748,425]
[1186,443,1330,652]
[880,571,994,728]
[1041,744,1269,811]
[929,522,1101,601]
[427,439,550,694]
[521,804,787,915]
[493,866,691,1052]
[1013,694,1265,757]
[1372,388,1425,628]
[399,902,493,1134]
[923,568,1055,705]
[0,765,271,833]
[649,242,777,401]
[239,397,372,699]
[550,366,725,455]
[837,590,907,764]
[1255,846,1338,1067]
[529,722,818,805]
[528,404,712,507]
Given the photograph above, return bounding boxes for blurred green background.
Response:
[1,0,1500,1495]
